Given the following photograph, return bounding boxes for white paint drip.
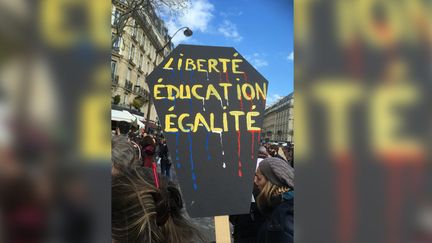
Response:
[217,132,223,149]
[206,71,209,81]
[213,131,226,168]
[202,98,206,111]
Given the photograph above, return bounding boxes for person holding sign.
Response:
[254,157,294,243]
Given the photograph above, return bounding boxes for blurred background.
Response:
[0,0,431,243]
[0,0,111,242]
[295,1,432,243]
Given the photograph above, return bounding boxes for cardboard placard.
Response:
[147,44,268,217]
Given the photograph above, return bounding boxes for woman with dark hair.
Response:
[112,167,205,243]
[254,157,294,243]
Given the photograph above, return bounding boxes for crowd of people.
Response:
[112,121,204,243]
[111,120,294,243]
[112,121,172,177]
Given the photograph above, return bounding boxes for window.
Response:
[111,8,120,25]
[111,61,117,78]
[137,29,141,44]
[135,47,139,64]
[127,68,131,81]
[129,44,135,62]
[132,23,137,38]
[130,19,135,33]
[113,35,122,51]
[141,33,145,47]
[139,53,143,68]
[137,75,141,86]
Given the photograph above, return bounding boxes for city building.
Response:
[111,0,173,131]
[262,93,294,143]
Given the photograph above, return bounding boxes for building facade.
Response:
[111,0,172,129]
[262,93,294,143]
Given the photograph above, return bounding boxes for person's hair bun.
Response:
[154,182,183,226]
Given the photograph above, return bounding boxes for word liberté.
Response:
[154,54,267,133]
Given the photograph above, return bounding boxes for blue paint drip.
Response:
[188,133,198,190]
[188,134,194,170]
[184,69,198,190]
[170,68,177,108]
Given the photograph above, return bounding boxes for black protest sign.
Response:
[147,44,268,217]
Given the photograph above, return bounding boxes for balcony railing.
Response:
[128,57,136,65]
[124,80,133,92]
[133,85,150,101]
[112,43,120,53]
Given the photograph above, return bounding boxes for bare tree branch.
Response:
[111,0,188,48]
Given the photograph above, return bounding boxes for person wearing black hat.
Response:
[254,157,294,243]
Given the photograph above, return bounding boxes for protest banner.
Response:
[147,44,268,217]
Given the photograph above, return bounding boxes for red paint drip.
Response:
[238,73,247,111]
[250,130,261,160]
[249,86,254,160]
[387,164,402,243]
[152,162,160,188]
[237,130,243,177]
[243,72,248,81]
[225,72,229,82]
[236,131,241,158]
[334,153,355,243]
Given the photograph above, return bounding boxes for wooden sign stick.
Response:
[215,216,231,243]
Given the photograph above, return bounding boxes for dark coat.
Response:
[257,193,293,243]
[230,202,265,243]
[158,143,170,166]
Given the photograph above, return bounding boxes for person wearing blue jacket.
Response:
[254,157,294,243]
